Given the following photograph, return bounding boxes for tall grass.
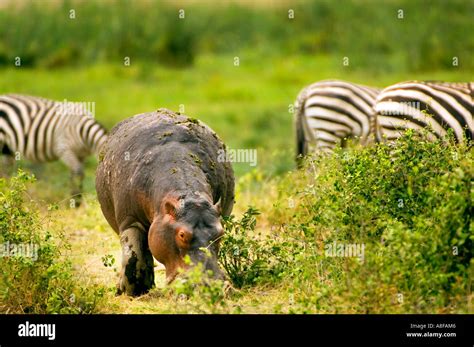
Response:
[0,0,472,72]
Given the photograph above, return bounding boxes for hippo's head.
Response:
[148,193,225,283]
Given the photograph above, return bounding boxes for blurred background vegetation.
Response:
[0,0,473,71]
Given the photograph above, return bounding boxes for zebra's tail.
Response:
[370,106,381,144]
[93,125,108,156]
[294,87,309,168]
[81,118,108,157]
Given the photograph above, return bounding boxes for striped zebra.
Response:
[374,81,473,144]
[294,79,380,164]
[0,94,107,205]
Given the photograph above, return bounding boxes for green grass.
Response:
[0,52,472,313]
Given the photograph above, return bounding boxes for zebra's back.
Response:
[0,94,107,162]
[374,81,473,143]
[295,79,380,156]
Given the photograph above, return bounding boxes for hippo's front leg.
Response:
[117,223,155,296]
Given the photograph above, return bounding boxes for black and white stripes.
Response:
[0,94,107,203]
[374,81,473,143]
[295,79,473,165]
[295,80,380,160]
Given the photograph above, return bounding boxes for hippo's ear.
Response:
[163,200,178,221]
[213,198,222,215]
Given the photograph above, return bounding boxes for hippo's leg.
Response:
[117,223,155,296]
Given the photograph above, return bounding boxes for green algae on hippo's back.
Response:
[95,108,235,296]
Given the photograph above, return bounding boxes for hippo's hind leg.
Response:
[117,222,155,296]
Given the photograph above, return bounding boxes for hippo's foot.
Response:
[117,224,155,296]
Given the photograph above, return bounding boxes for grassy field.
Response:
[1,53,472,313]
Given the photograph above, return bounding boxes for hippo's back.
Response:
[96,109,235,232]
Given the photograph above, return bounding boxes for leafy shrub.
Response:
[265,133,473,313]
[167,259,228,314]
[0,170,105,313]
[219,207,303,288]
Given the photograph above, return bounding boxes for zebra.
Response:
[374,81,473,144]
[294,79,380,165]
[0,94,107,205]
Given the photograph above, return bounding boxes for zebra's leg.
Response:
[340,136,348,148]
[59,151,84,207]
[0,155,16,177]
[0,142,17,177]
[295,113,308,168]
[117,223,155,296]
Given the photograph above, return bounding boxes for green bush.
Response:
[167,259,228,314]
[219,207,303,288]
[0,170,105,313]
[264,133,473,313]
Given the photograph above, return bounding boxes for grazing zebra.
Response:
[0,94,107,205]
[374,81,473,143]
[294,79,380,164]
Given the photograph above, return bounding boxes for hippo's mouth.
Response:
[165,251,225,284]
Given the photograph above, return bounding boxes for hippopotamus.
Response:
[95,109,235,296]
